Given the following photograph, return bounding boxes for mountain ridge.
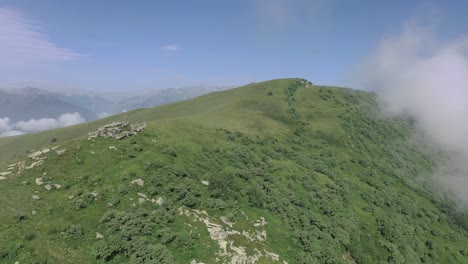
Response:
[0,78,467,263]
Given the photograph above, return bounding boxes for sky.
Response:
[0,0,467,92]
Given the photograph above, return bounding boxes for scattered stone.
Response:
[138,198,146,204]
[88,121,147,140]
[32,195,40,200]
[36,177,44,185]
[26,160,44,170]
[0,171,12,176]
[44,184,52,191]
[201,180,210,186]
[131,179,144,187]
[220,216,235,228]
[0,176,6,180]
[53,184,62,190]
[155,197,164,206]
[96,232,104,239]
[109,146,117,150]
[137,192,147,198]
[254,217,268,227]
[56,149,66,156]
[28,150,43,159]
[32,210,37,215]
[265,250,280,261]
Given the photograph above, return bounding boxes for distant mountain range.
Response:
[0,85,233,136]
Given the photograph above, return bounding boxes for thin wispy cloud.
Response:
[0,7,81,68]
[160,44,180,52]
[252,0,331,27]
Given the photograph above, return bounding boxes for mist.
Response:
[352,22,468,206]
[0,112,85,137]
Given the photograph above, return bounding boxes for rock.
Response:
[32,195,40,200]
[26,160,44,170]
[254,217,268,227]
[53,184,62,190]
[220,216,235,228]
[131,179,144,187]
[0,176,6,180]
[155,197,164,205]
[137,192,147,198]
[0,171,12,176]
[138,198,146,204]
[96,232,104,239]
[35,177,44,186]
[88,121,147,140]
[201,180,209,186]
[28,150,43,159]
[265,250,280,261]
[56,149,66,155]
[32,210,37,215]
[44,184,52,191]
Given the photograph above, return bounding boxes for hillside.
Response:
[0,79,467,264]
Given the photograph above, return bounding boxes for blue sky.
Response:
[0,0,466,92]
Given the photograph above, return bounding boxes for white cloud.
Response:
[352,22,468,206]
[0,117,11,132]
[160,44,180,52]
[97,112,111,119]
[15,112,86,132]
[252,0,331,27]
[0,130,25,137]
[0,7,80,68]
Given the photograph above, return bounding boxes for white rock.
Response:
[131,179,144,187]
[0,171,12,176]
[137,192,147,198]
[138,198,146,204]
[28,150,43,159]
[53,184,62,190]
[201,180,209,186]
[109,146,117,150]
[0,176,6,180]
[32,195,40,200]
[155,197,164,205]
[44,184,52,191]
[96,232,104,239]
[35,178,44,185]
[56,149,66,155]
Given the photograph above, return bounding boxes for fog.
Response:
[352,22,468,206]
[0,112,85,137]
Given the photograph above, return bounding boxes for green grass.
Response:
[0,78,467,263]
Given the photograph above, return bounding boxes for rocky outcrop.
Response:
[178,207,284,264]
[88,121,147,140]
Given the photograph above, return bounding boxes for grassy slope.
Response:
[0,79,467,264]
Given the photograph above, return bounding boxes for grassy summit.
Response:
[0,79,467,263]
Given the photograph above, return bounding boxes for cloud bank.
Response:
[0,112,85,137]
[352,22,468,206]
[0,7,80,68]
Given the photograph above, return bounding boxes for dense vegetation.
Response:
[0,79,467,263]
